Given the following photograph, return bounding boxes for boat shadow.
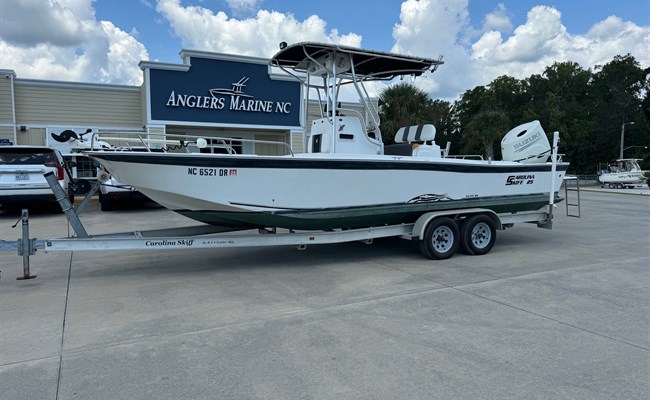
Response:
[70,236,423,278]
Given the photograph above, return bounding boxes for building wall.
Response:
[0,126,12,142]
[141,84,148,127]
[14,81,142,128]
[0,71,16,143]
[255,133,290,155]
[16,128,46,145]
[290,131,304,153]
[0,60,374,154]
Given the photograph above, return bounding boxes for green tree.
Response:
[519,62,594,173]
[590,55,650,169]
[454,76,527,155]
[378,83,432,144]
[378,54,650,174]
[487,75,528,124]
[463,111,511,160]
[426,99,457,152]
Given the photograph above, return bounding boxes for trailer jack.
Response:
[14,209,38,280]
[1,172,100,280]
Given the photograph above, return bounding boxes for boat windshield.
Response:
[625,160,641,171]
[617,159,642,171]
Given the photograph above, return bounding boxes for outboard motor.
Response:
[501,120,551,163]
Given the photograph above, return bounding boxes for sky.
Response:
[0,0,649,101]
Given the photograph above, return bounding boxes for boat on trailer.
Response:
[86,42,570,232]
[596,159,647,189]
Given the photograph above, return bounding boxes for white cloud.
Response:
[469,6,650,85]
[225,0,261,17]
[0,0,92,47]
[583,16,650,67]
[492,6,566,63]
[392,0,479,100]
[393,1,650,101]
[483,3,512,33]
[156,0,361,58]
[0,0,148,85]
[100,21,150,84]
[1,0,647,102]
[139,0,154,9]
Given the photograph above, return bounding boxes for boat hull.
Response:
[88,152,569,230]
[174,193,554,230]
[597,172,646,185]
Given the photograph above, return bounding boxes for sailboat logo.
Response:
[210,77,253,98]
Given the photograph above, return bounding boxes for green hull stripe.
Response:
[175,194,558,230]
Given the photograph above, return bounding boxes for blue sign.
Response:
[149,57,301,127]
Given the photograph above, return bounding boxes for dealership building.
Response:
[0,50,366,154]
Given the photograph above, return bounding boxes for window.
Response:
[0,148,58,165]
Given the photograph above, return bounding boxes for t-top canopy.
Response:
[270,42,443,80]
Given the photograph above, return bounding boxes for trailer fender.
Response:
[411,208,501,240]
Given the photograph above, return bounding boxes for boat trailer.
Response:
[1,171,561,280]
[2,131,583,280]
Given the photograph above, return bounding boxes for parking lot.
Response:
[1,189,649,400]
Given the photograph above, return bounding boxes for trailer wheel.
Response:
[99,193,114,211]
[419,217,459,260]
[460,214,496,256]
[616,182,624,189]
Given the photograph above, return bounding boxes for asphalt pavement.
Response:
[0,189,648,400]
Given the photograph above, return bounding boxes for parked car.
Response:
[0,146,71,210]
[95,147,158,211]
[99,172,149,211]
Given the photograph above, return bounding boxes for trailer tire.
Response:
[419,217,459,260]
[460,214,496,256]
[99,193,114,211]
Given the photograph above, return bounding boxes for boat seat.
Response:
[394,124,436,143]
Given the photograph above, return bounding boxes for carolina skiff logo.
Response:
[145,239,195,247]
[506,175,535,185]
[165,76,292,114]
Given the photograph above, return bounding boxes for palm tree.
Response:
[379,83,432,144]
[463,111,511,160]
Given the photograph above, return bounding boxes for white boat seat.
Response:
[394,124,436,143]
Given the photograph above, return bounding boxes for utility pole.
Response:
[620,121,635,159]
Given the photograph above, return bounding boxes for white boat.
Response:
[86,42,570,230]
[49,128,112,194]
[49,128,154,209]
[597,159,647,188]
